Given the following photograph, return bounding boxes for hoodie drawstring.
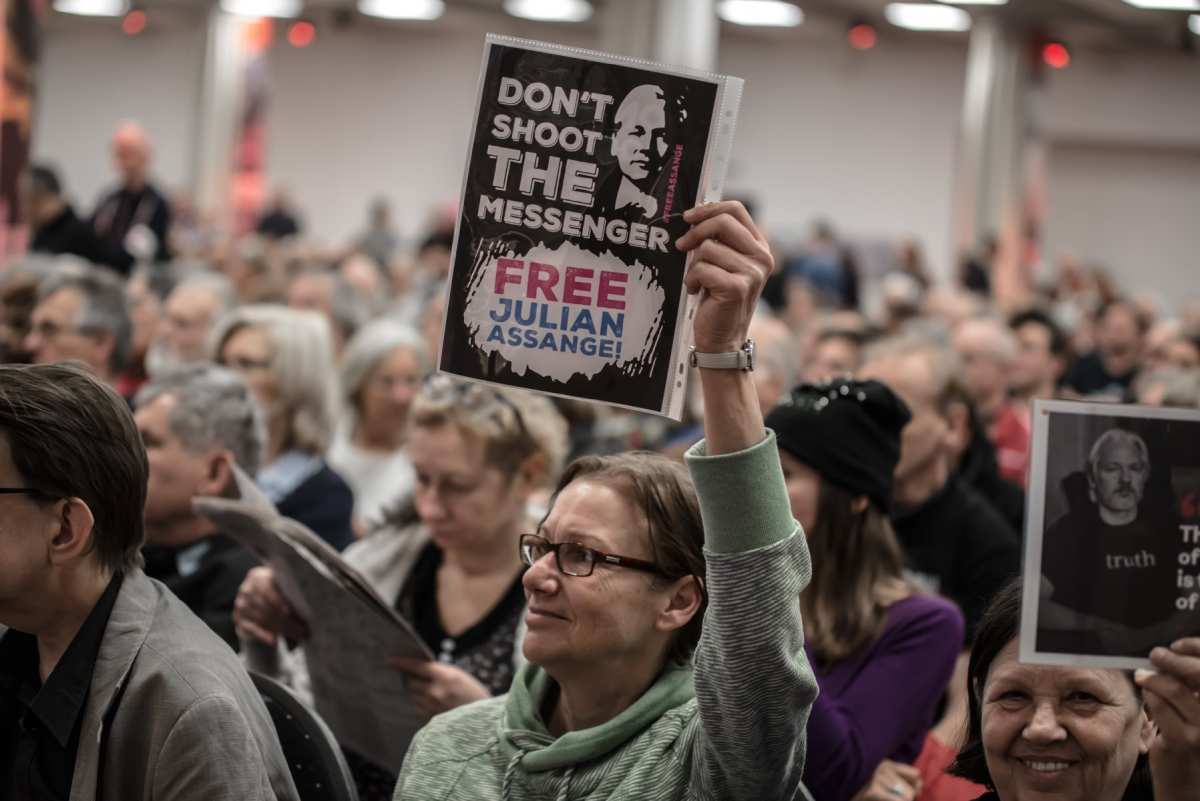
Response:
[501,750,524,801]
[501,751,576,801]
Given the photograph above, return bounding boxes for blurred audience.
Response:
[91,122,172,269]
[328,319,430,532]
[256,188,303,241]
[25,265,132,389]
[212,304,355,550]
[149,268,238,373]
[357,197,401,269]
[25,163,119,271]
[1063,299,1145,400]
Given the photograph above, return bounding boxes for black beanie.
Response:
[765,379,912,513]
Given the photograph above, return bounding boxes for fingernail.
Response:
[1134,668,1154,683]
[1151,647,1169,660]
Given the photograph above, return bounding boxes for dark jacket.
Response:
[894,478,1021,642]
[30,205,127,274]
[90,182,172,267]
[276,463,356,552]
[142,534,260,649]
[957,422,1026,536]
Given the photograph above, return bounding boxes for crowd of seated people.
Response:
[1,122,1199,801]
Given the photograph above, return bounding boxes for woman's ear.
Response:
[657,575,704,635]
[850,496,869,514]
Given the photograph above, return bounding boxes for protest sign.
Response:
[439,34,743,418]
[1020,400,1200,669]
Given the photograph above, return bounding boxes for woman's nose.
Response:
[1023,701,1068,744]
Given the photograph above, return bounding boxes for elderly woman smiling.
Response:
[951,580,1200,801]
[392,201,819,801]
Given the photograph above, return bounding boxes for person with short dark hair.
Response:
[25,164,122,271]
[0,363,297,801]
[950,580,1200,801]
[1008,308,1068,404]
[1064,300,1146,400]
[135,365,267,648]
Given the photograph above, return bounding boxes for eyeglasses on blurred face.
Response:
[519,533,668,578]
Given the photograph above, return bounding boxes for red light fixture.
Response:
[1042,41,1070,69]
[287,20,316,48]
[122,8,146,35]
[848,22,877,50]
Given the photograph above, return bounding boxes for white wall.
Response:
[33,18,206,213]
[1044,141,1200,309]
[719,34,967,280]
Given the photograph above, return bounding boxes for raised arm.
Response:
[678,201,819,801]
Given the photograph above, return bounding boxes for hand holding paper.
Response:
[389,657,492,719]
[1138,638,1200,801]
[677,201,773,354]
[234,565,310,647]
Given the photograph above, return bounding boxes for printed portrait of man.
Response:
[603,84,672,220]
[1085,428,1150,526]
[1037,424,1179,654]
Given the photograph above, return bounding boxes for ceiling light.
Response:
[220,0,301,17]
[357,0,443,20]
[1190,13,1200,33]
[938,0,1005,5]
[885,3,971,31]
[717,0,804,27]
[503,0,592,22]
[53,0,128,16]
[1122,0,1198,9]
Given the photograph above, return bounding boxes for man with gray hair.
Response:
[24,264,132,388]
[134,365,267,648]
[147,268,237,374]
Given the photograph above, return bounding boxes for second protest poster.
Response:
[439,35,743,419]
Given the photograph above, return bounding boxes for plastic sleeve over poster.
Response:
[437,34,744,419]
[1019,399,1200,670]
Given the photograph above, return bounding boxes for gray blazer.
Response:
[68,569,299,801]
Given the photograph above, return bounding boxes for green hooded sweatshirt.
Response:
[393,433,818,801]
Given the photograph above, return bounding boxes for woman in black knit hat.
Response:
[766,380,966,801]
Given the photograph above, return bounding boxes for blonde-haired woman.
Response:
[235,374,568,801]
[211,304,355,550]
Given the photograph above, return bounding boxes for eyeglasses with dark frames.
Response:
[519,533,669,578]
[0,488,53,498]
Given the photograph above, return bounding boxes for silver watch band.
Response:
[688,339,755,371]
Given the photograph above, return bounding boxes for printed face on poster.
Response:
[438,35,742,418]
[1019,400,1200,669]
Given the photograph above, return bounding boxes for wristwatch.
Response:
[689,339,755,371]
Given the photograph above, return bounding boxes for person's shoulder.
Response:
[297,461,354,500]
[887,593,966,643]
[410,696,506,762]
[954,480,1019,539]
[135,578,259,701]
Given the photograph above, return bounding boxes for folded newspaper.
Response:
[194,470,432,770]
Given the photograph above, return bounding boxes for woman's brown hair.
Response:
[802,479,911,667]
[549,452,707,667]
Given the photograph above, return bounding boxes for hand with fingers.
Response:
[675,200,775,455]
[676,200,774,354]
[1138,637,1200,801]
[388,658,492,719]
[233,566,310,648]
[851,760,922,801]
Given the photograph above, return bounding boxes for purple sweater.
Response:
[802,593,964,801]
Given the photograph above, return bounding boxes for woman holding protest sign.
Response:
[392,200,820,801]
[765,380,964,801]
[233,375,568,800]
[950,580,1200,801]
